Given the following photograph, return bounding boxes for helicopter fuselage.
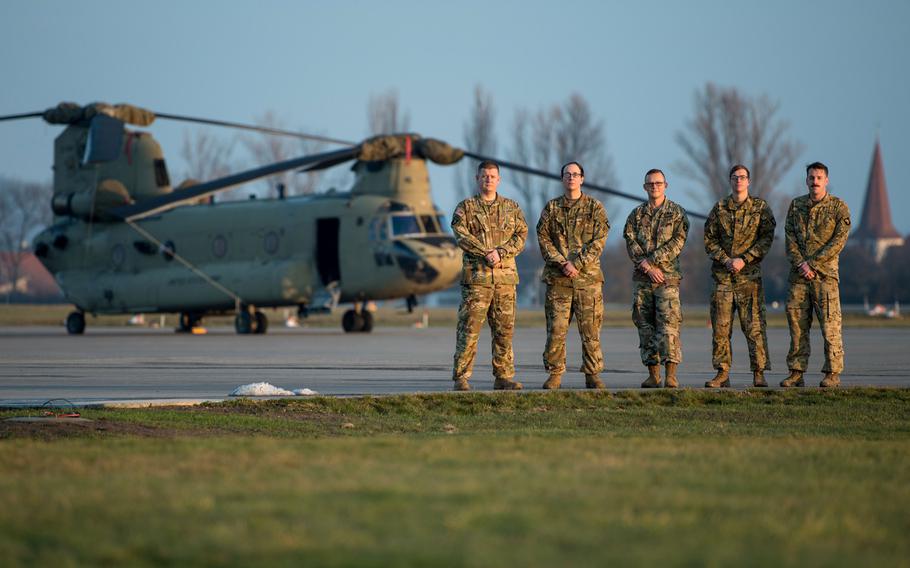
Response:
[34,191,461,315]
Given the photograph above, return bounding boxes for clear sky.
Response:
[1,0,908,231]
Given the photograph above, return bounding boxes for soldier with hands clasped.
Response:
[537,161,610,389]
[704,165,776,388]
[623,169,690,388]
[781,162,851,388]
[450,160,528,391]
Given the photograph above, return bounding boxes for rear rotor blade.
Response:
[463,151,707,220]
[113,146,360,221]
[154,112,355,146]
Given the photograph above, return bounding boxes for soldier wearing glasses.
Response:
[703,165,776,388]
[450,160,528,391]
[623,169,690,388]
[537,161,610,389]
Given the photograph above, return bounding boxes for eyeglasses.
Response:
[563,172,583,179]
[730,175,749,181]
[644,182,665,188]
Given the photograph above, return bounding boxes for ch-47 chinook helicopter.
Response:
[1,101,676,335]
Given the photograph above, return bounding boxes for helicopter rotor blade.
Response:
[462,150,707,220]
[0,111,44,122]
[113,145,361,221]
[153,112,355,146]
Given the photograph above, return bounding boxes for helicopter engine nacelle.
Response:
[51,179,132,222]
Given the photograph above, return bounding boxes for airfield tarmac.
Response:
[0,325,907,405]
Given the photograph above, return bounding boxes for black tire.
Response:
[65,311,85,335]
[342,309,364,333]
[178,312,194,332]
[235,312,253,334]
[360,310,374,333]
[254,311,268,334]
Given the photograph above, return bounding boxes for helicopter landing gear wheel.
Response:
[65,311,85,335]
[341,309,373,333]
[253,311,268,334]
[342,309,364,333]
[360,310,374,333]
[235,311,253,334]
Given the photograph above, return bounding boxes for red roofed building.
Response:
[852,139,904,262]
[0,252,63,301]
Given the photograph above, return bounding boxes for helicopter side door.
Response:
[315,217,341,286]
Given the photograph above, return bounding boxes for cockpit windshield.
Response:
[390,215,423,237]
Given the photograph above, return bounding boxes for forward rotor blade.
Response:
[154,112,355,146]
[462,151,707,220]
[112,146,360,221]
[0,111,43,122]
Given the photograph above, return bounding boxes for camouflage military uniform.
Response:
[704,196,776,372]
[623,200,690,365]
[785,194,851,373]
[537,194,610,376]
[451,195,528,384]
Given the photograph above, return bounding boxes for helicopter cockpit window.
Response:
[390,214,422,237]
[154,159,171,187]
[436,214,450,234]
[420,215,440,234]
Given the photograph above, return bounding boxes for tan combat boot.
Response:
[780,370,804,388]
[453,378,470,391]
[819,373,840,388]
[664,363,679,388]
[752,371,768,388]
[542,374,562,390]
[705,369,730,388]
[494,378,523,390]
[641,365,662,388]
[585,374,605,389]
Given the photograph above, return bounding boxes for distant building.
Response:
[852,139,904,262]
[0,252,63,301]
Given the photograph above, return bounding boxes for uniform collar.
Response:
[559,193,586,208]
[725,194,751,210]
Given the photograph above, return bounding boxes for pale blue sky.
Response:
[2,0,908,231]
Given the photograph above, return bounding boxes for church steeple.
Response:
[852,139,903,261]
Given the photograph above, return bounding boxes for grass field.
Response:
[1,303,907,329]
[1,389,909,566]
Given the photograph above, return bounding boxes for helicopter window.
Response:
[436,215,450,233]
[264,231,280,255]
[111,244,126,268]
[420,215,439,234]
[390,215,422,237]
[212,236,227,258]
[154,159,171,187]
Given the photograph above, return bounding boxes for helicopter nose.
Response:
[393,236,462,288]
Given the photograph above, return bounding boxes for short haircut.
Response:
[477,160,500,174]
[561,161,585,177]
[729,164,750,178]
[644,168,666,182]
[806,161,828,176]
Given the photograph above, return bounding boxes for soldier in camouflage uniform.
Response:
[450,160,528,391]
[704,165,777,388]
[537,161,610,389]
[781,162,851,388]
[623,169,690,388]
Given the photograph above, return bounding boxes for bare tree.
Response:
[0,177,53,302]
[180,129,234,183]
[241,111,325,198]
[368,89,410,135]
[675,83,804,208]
[459,85,498,199]
[508,93,615,215]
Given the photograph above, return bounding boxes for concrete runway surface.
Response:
[0,325,907,405]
